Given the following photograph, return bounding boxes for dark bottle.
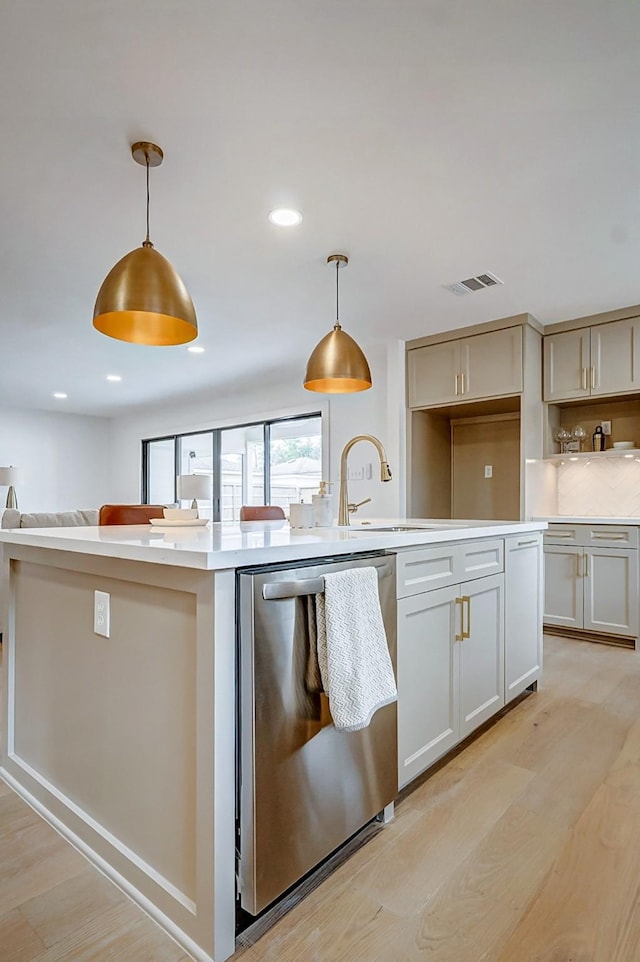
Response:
[592,425,605,452]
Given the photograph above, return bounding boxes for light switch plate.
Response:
[484,465,493,478]
[601,420,612,435]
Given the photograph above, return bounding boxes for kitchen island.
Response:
[0,518,546,962]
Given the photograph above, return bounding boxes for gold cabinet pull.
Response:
[455,597,464,640]
[590,366,596,390]
[454,373,459,396]
[462,595,471,638]
[581,367,588,390]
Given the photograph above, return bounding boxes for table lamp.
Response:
[177,474,211,514]
[0,466,25,509]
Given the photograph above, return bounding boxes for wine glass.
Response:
[572,425,587,452]
[555,427,571,454]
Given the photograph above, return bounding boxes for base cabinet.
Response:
[544,525,639,639]
[543,545,583,629]
[458,574,504,739]
[397,585,459,786]
[397,565,505,789]
[504,534,543,701]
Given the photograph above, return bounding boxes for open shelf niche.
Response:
[545,396,640,458]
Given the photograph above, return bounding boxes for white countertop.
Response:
[540,516,640,525]
[0,518,547,570]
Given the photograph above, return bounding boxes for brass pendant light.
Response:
[304,254,372,393]
[93,142,197,346]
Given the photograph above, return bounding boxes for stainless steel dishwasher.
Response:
[237,550,397,917]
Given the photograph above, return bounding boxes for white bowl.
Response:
[163,507,198,520]
[613,441,635,450]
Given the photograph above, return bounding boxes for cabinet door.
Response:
[407,341,460,408]
[584,548,639,638]
[504,535,542,702]
[397,586,459,788]
[543,330,590,402]
[462,327,523,400]
[458,573,505,740]
[591,318,640,396]
[543,546,583,628]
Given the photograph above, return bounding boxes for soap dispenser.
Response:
[312,481,334,527]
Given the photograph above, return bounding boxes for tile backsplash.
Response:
[556,457,640,517]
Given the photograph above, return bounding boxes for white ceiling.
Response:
[1,1,639,418]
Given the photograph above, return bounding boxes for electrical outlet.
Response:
[94,590,110,638]
[484,465,493,478]
[601,420,612,436]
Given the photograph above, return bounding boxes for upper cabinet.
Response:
[408,326,523,408]
[543,317,640,402]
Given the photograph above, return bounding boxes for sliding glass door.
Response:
[145,438,176,505]
[220,424,265,522]
[177,432,216,520]
[269,416,322,513]
[142,413,322,522]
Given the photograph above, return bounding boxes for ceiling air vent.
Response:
[445,272,503,296]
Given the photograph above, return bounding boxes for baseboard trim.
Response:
[544,624,635,649]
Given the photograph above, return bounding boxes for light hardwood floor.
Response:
[2,634,640,961]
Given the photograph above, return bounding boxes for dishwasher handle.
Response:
[263,578,325,600]
[262,559,394,600]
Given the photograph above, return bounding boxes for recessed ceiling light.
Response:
[268,208,303,227]
[187,345,205,354]
[106,374,122,382]
[53,392,67,399]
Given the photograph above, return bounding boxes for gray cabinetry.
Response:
[397,539,505,789]
[544,318,640,402]
[408,326,523,409]
[504,533,543,702]
[543,524,639,641]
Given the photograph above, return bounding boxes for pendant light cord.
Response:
[335,261,340,328]
[145,154,151,245]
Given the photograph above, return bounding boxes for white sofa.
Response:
[1,508,99,530]
[0,508,99,641]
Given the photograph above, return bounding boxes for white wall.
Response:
[108,341,405,521]
[0,406,111,512]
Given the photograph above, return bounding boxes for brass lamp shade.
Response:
[304,324,372,393]
[93,244,197,346]
[304,252,372,393]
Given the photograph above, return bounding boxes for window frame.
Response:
[142,411,323,520]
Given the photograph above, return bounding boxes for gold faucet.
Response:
[338,435,392,526]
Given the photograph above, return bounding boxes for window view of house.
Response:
[143,414,322,521]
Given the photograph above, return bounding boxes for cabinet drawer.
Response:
[543,525,580,546]
[583,525,638,549]
[397,544,457,597]
[544,524,639,549]
[397,539,505,597]
[505,533,542,553]
[458,539,504,579]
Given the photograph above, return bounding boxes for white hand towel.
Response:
[315,567,397,732]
